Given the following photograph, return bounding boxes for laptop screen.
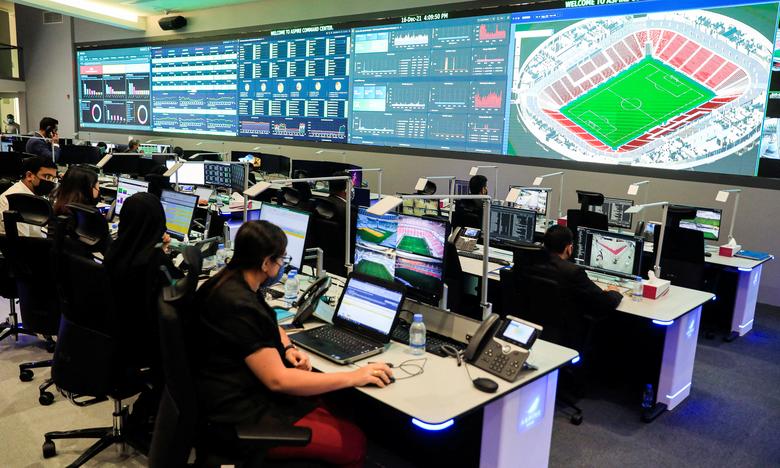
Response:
[115,177,148,216]
[336,277,403,336]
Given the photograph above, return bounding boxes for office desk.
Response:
[464,243,772,340]
[457,249,713,420]
[276,276,577,468]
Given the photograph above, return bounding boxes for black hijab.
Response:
[105,192,166,271]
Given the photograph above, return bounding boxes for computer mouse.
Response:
[705,252,712,257]
[473,377,498,393]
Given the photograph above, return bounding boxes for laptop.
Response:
[290,274,405,365]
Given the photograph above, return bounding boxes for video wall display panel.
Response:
[77,47,152,131]
[237,29,350,142]
[75,0,780,181]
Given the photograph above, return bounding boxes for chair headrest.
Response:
[417,180,437,195]
[313,198,336,219]
[281,187,301,206]
[67,203,109,248]
[576,190,604,208]
[7,193,53,226]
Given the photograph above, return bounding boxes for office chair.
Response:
[144,173,172,198]
[567,191,608,251]
[149,246,311,467]
[443,242,481,320]
[306,197,355,277]
[0,177,14,194]
[416,180,437,195]
[1,196,60,403]
[451,199,482,230]
[43,233,147,466]
[67,203,112,255]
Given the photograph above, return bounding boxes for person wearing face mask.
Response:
[4,114,20,134]
[52,166,100,217]
[25,117,61,161]
[526,225,623,319]
[197,220,391,467]
[0,156,58,237]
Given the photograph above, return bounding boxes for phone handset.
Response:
[447,227,463,245]
[287,275,331,328]
[464,313,500,363]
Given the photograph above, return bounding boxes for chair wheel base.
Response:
[39,391,55,406]
[570,413,583,425]
[42,440,56,458]
[45,341,56,353]
[19,369,33,382]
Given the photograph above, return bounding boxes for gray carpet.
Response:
[2,298,779,467]
[550,304,780,468]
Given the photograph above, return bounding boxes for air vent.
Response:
[42,11,63,24]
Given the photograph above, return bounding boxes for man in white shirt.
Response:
[0,156,57,237]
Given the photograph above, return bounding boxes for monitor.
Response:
[292,160,361,184]
[138,153,169,176]
[575,227,643,278]
[334,275,404,336]
[396,215,447,260]
[59,145,102,166]
[489,205,536,245]
[115,177,149,216]
[454,179,470,196]
[677,206,723,241]
[353,187,371,207]
[103,153,141,175]
[512,187,549,216]
[204,161,232,187]
[166,161,205,186]
[259,204,310,270]
[356,207,398,250]
[231,162,248,193]
[159,190,198,240]
[592,197,634,229]
[138,143,170,154]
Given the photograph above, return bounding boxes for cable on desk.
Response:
[354,358,428,381]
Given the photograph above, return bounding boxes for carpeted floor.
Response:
[2,299,778,467]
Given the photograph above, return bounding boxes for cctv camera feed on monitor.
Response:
[507,0,777,176]
[588,231,640,277]
[354,208,446,302]
[513,187,549,215]
[678,207,722,240]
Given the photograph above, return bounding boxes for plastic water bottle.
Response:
[641,383,654,409]
[409,314,426,356]
[632,276,643,302]
[284,270,299,307]
[215,243,227,269]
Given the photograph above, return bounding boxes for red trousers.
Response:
[267,406,366,468]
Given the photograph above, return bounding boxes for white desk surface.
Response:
[299,333,577,425]
[457,246,713,322]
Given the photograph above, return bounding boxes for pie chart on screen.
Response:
[91,104,102,123]
[137,105,149,125]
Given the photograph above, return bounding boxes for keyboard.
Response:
[306,326,378,355]
[459,250,511,266]
[391,321,466,357]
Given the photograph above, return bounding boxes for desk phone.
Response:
[464,314,542,382]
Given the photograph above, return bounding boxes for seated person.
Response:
[325,171,356,222]
[25,117,61,160]
[104,192,178,373]
[128,139,140,153]
[52,166,100,217]
[196,220,392,466]
[528,225,623,318]
[452,174,487,228]
[0,156,57,237]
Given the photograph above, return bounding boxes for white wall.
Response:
[21,1,780,306]
[16,4,75,136]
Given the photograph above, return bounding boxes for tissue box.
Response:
[557,216,567,227]
[643,277,670,300]
[719,244,741,257]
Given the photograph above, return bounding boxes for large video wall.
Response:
[75,0,780,178]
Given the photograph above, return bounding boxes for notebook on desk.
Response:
[290,274,405,365]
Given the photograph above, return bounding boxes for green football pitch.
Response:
[397,236,431,257]
[355,260,394,282]
[560,57,715,149]
[357,228,392,244]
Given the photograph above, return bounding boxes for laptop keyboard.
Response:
[306,326,378,355]
[391,321,466,357]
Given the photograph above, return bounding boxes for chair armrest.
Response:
[235,418,312,446]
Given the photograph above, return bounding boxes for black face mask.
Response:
[33,179,56,197]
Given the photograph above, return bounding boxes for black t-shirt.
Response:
[196,271,315,425]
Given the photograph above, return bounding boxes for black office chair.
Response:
[306,197,355,277]
[567,191,608,249]
[443,242,481,320]
[1,195,60,402]
[416,180,437,195]
[654,206,706,290]
[144,173,172,198]
[67,203,112,255]
[43,238,147,466]
[149,246,311,467]
[451,199,483,230]
[500,246,601,425]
